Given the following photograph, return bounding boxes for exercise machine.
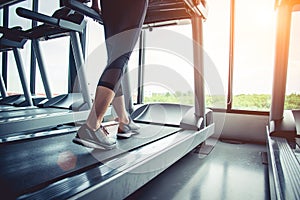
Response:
[1,0,215,199]
[0,2,92,136]
[266,1,300,199]
[0,26,36,108]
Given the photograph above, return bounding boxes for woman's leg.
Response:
[73,85,117,149]
[75,0,148,149]
[86,86,115,130]
[112,95,129,125]
[92,0,148,129]
[112,93,140,138]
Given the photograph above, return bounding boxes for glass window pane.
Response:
[36,37,69,95]
[285,11,300,110]
[7,0,32,94]
[85,19,106,100]
[0,9,2,26]
[203,0,230,108]
[36,0,69,96]
[232,0,276,111]
[142,0,229,108]
[9,0,32,29]
[143,25,195,105]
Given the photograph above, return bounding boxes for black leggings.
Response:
[98,0,148,97]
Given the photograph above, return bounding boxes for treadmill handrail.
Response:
[63,0,207,24]
[16,7,86,34]
[63,0,104,24]
[0,26,27,48]
[16,7,60,27]
[0,26,27,39]
[0,0,25,8]
[0,26,21,34]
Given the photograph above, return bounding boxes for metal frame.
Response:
[12,48,34,106]
[68,26,86,94]
[191,14,205,124]
[69,31,92,109]
[227,0,235,111]
[0,72,7,97]
[178,3,208,130]
[29,0,38,95]
[31,39,53,99]
[2,6,9,87]
[137,30,146,105]
[267,2,300,200]
[269,3,292,121]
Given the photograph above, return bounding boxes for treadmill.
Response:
[0,5,93,137]
[266,1,300,199]
[0,0,214,199]
[0,0,47,110]
[0,26,37,110]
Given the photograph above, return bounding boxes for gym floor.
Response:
[126,140,269,200]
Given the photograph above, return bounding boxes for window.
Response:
[36,0,69,95]
[141,0,230,108]
[143,25,195,106]
[232,0,276,111]
[3,0,69,96]
[203,0,230,109]
[7,0,32,94]
[0,9,2,25]
[285,11,300,110]
[85,18,106,99]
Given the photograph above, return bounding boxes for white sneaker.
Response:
[117,117,140,138]
[73,124,116,150]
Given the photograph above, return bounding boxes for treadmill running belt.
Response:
[0,124,180,199]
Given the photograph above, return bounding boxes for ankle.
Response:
[116,117,129,125]
[86,122,100,131]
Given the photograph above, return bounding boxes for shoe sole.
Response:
[117,129,141,138]
[73,138,116,150]
[117,132,132,139]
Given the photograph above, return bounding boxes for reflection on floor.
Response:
[127,140,269,200]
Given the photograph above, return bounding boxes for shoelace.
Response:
[100,125,110,136]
